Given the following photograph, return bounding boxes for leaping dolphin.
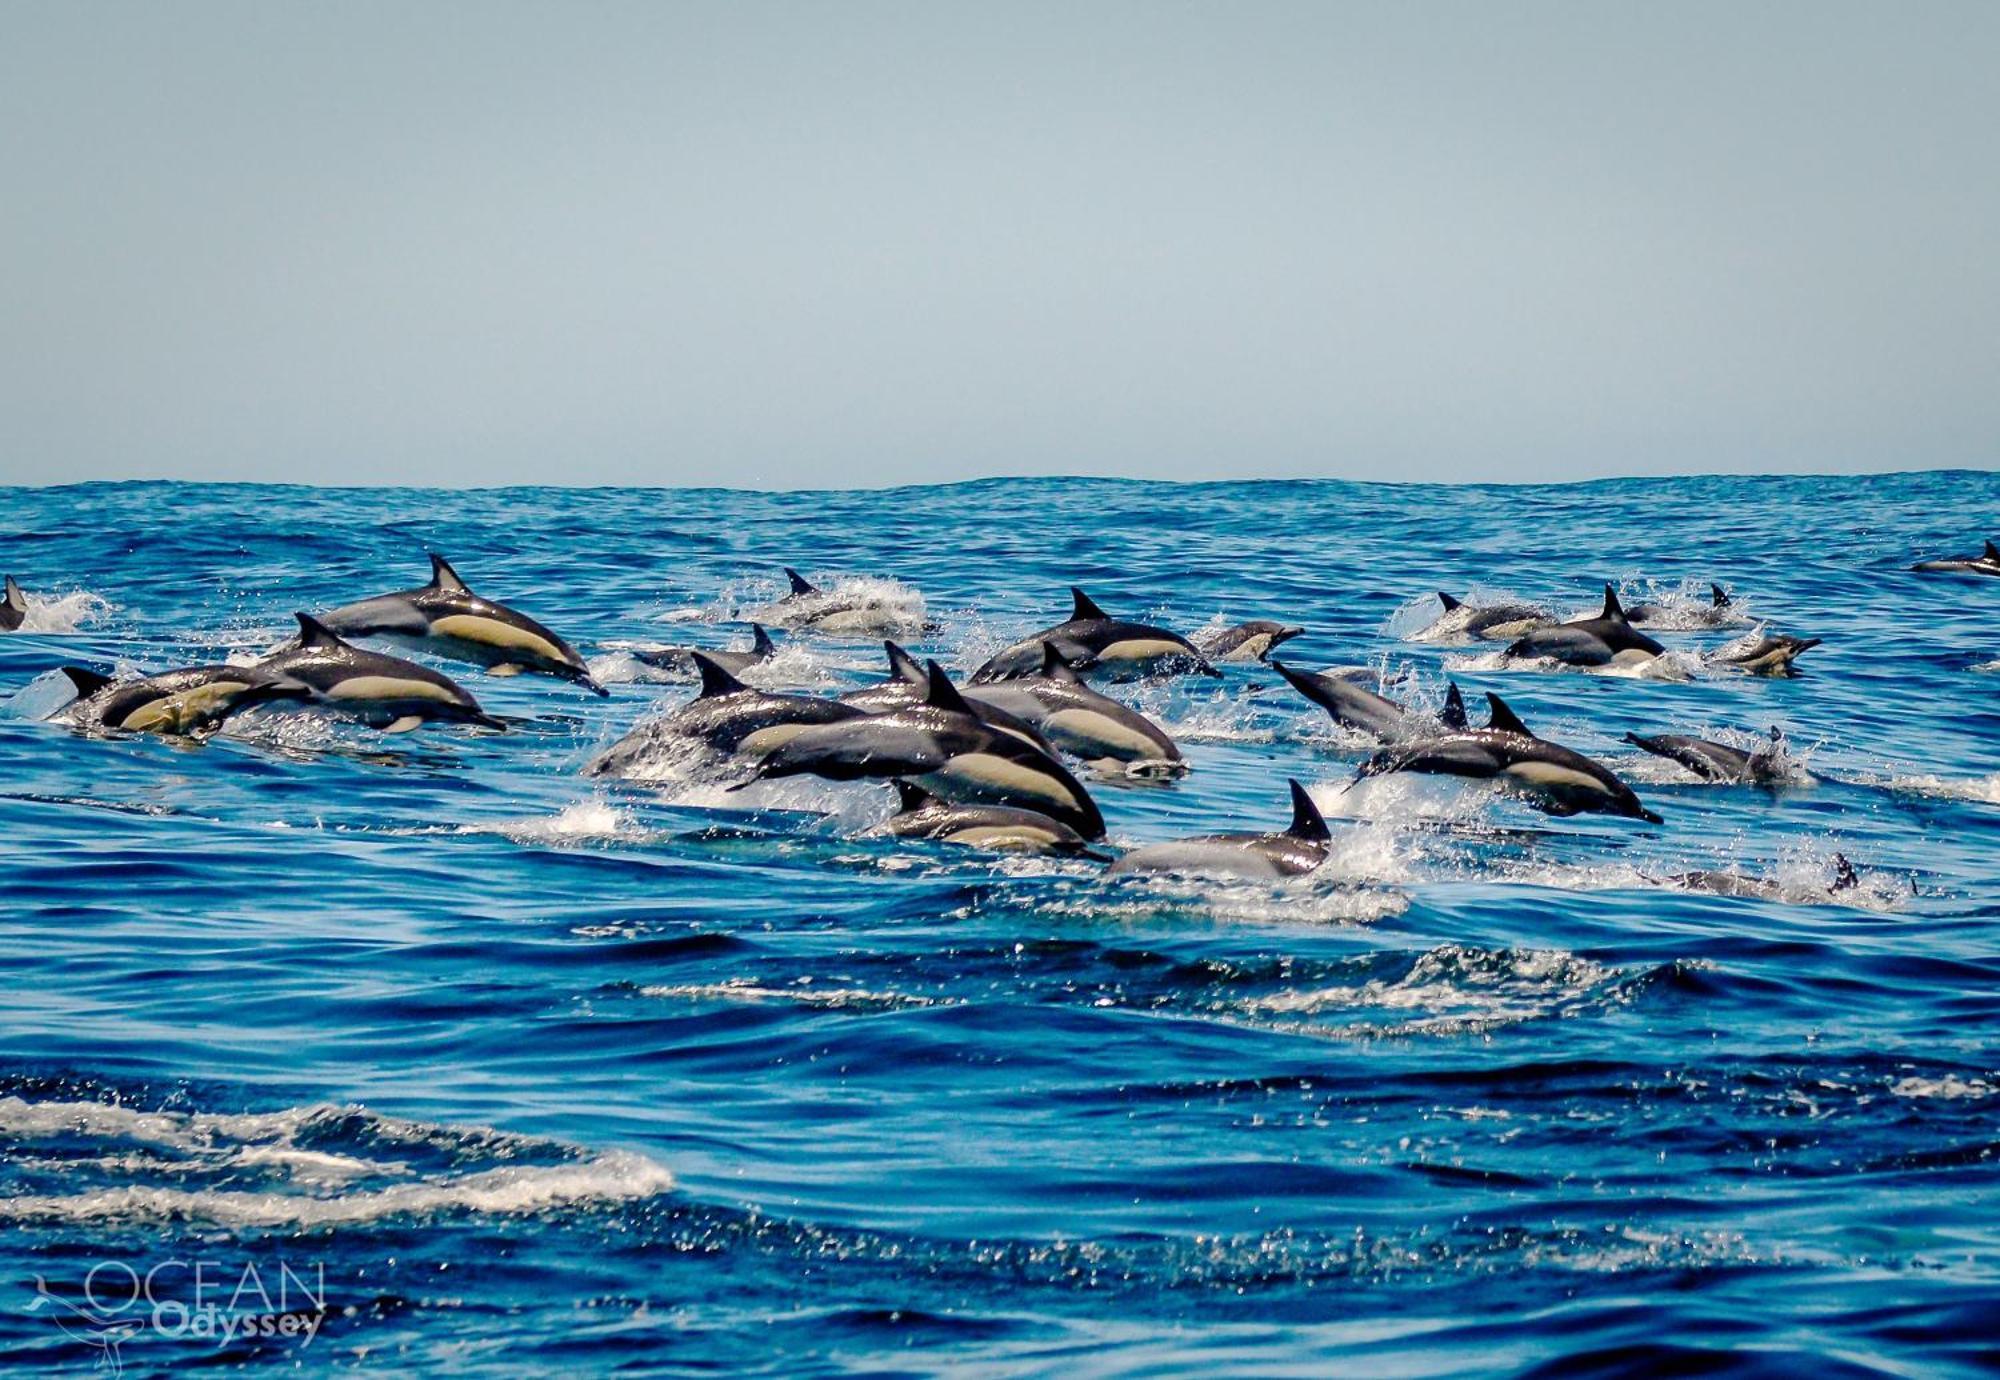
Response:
[970,588,1220,683]
[1272,660,1467,743]
[1359,692,1662,823]
[1504,586,1665,667]
[1416,592,1553,642]
[1709,630,1820,677]
[873,780,1101,858]
[1911,539,2000,577]
[1106,780,1331,880]
[258,613,505,731]
[1625,727,1789,784]
[0,576,27,632]
[320,554,605,695]
[836,641,1058,754]
[587,651,863,777]
[1191,619,1305,663]
[58,664,312,738]
[965,642,1185,772]
[767,568,925,635]
[630,624,778,680]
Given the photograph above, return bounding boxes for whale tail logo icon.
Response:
[26,1277,144,1375]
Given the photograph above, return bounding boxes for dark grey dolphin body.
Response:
[873,780,1100,858]
[1191,619,1305,663]
[1505,586,1666,667]
[769,568,924,635]
[631,624,776,679]
[964,643,1184,770]
[1627,583,1734,627]
[0,577,26,632]
[258,614,504,732]
[970,589,1220,683]
[1674,854,1859,901]
[1360,693,1662,823]
[1709,631,1821,676]
[1625,728,1788,784]
[59,664,311,738]
[1107,780,1331,880]
[742,662,1107,839]
[1273,660,1467,743]
[320,555,604,695]
[1420,592,1553,642]
[587,652,862,776]
[1912,540,2000,577]
[837,642,1057,754]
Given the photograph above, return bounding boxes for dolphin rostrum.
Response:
[970,588,1220,683]
[587,651,863,777]
[1106,780,1332,880]
[58,664,312,738]
[1505,585,1666,667]
[873,780,1101,858]
[320,554,605,695]
[258,613,505,732]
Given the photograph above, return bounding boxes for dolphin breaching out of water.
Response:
[970,588,1221,683]
[318,555,605,696]
[1627,583,1735,628]
[587,652,863,778]
[1359,692,1662,823]
[1191,619,1305,663]
[739,660,1107,840]
[872,780,1102,858]
[257,614,505,732]
[631,624,777,680]
[1708,630,1821,677]
[766,568,924,636]
[1625,727,1790,784]
[1504,586,1666,668]
[1911,539,2000,577]
[1418,592,1553,643]
[1271,660,1467,744]
[0,577,27,632]
[57,664,312,738]
[1107,780,1331,880]
[964,643,1185,773]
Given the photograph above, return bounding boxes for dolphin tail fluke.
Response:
[749,623,775,657]
[1485,693,1533,737]
[1436,591,1462,612]
[1068,587,1109,622]
[428,554,469,593]
[59,665,114,700]
[784,567,816,596]
[1711,582,1731,608]
[1285,779,1331,842]
[1441,681,1467,731]
[690,651,747,699]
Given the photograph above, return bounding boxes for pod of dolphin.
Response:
[4,535,1994,894]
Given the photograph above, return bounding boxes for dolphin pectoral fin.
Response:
[382,715,424,733]
[489,663,523,677]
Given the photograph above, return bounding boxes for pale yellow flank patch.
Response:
[1044,707,1160,758]
[936,752,1076,810]
[1504,760,1608,794]
[327,675,460,704]
[1096,637,1190,664]
[431,614,566,666]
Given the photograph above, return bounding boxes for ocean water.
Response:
[0,471,1995,1376]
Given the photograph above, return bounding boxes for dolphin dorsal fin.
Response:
[923,660,974,714]
[428,554,469,594]
[1711,583,1730,608]
[893,779,938,812]
[2,576,23,612]
[1069,587,1109,622]
[690,651,746,699]
[1485,693,1533,737]
[1285,779,1331,843]
[1600,584,1627,622]
[749,623,775,657]
[784,567,816,596]
[60,665,115,700]
[1038,641,1082,683]
[1436,591,1462,612]
[1986,540,2000,562]
[883,640,926,683]
[1441,681,1468,731]
[294,612,349,649]
[1832,853,1859,891]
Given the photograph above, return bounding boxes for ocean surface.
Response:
[0,471,1995,1376]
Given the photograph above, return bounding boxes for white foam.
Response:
[1889,1075,1993,1100]
[1879,772,2000,806]
[639,979,943,1011]
[472,799,639,844]
[12,587,113,633]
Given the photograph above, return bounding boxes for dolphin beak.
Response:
[1639,807,1664,825]
[574,670,610,698]
[471,712,510,732]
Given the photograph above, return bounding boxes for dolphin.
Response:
[1911,539,2000,577]
[630,623,777,679]
[0,577,26,632]
[970,588,1221,683]
[1106,780,1332,880]
[1191,619,1305,663]
[964,642,1185,771]
[1419,592,1553,642]
[873,780,1101,858]
[1709,630,1820,676]
[1627,583,1734,627]
[58,664,312,738]
[1673,854,1860,902]
[740,660,1107,839]
[769,568,922,635]
[837,641,1058,754]
[1625,727,1789,784]
[1360,692,1663,823]
[1505,586,1666,667]
[1272,660,1467,743]
[587,651,863,776]
[257,613,505,731]
[319,554,605,695]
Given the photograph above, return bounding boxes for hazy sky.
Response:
[3,2,1994,488]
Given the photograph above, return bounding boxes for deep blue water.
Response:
[0,472,1995,1376]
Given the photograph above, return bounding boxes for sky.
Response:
[2,1,1995,489]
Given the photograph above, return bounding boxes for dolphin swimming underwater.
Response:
[1191,619,1305,663]
[1417,592,1553,642]
[1709,630,1821,676]
[587,651,863,777]
[319,554,605,695]
[963,643,1185,772]
[631,624,777,679]
[1271,660,1467,743]
[58,664,312,738]
[1625,727,1790,784]
[1359,692,1663,823]
[1106,780,1331,880]
[1627,583,1735,627]
[1672,853,1860,902]
[872,780,1101,858]
[970,589,1221,683]
[257,613,505,731]
[836,642,1058,754]
[740,661,1107,839]
[0,577,26,632]
[1504,586,1666,667]
[1911,539,2000,577]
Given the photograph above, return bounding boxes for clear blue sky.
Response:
[3,2,1994,488]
